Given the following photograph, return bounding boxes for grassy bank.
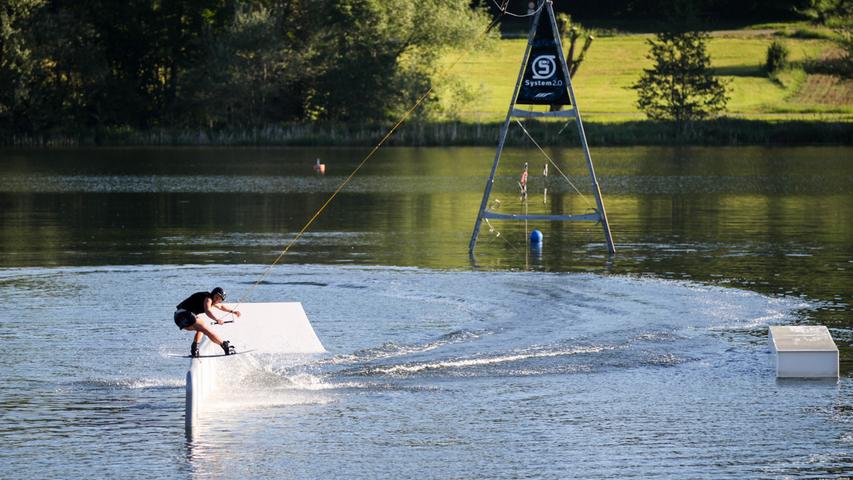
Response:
[5,119,850,147]
[439,24,851,122]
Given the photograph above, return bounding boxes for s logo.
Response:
[531,55,557,79]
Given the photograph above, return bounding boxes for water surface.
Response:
[0,146,850,478]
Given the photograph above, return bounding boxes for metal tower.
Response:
[469,0,615,254]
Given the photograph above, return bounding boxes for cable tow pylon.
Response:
[468,0,615,255]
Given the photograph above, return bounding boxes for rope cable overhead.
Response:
[490,0,545,18]
[484,217,523,253]
[229,7,508,310]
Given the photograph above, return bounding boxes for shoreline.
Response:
[3,118,852,147]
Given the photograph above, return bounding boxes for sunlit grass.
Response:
[441,25,851,122]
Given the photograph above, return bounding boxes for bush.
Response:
[765,40,790,73]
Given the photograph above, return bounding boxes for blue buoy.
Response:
[530,229,543,245]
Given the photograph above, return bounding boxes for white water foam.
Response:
[77,377,185,390]
[360,344,614,376]
[326,329,490,365]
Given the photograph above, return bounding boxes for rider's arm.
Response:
[203,297,222,324]
[213,303,241,317]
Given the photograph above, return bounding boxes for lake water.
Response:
[0,146,851,478]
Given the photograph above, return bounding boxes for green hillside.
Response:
[441,25,852,122]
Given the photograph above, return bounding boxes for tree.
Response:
[0,0,493,137]
[302,0,491,122]
[181,4,294,128]
[840,27,853,77]
[632,31,728,123]
[0,0,43,134]
[797,0,852,26]
[550,13,593,112]
[765,40,790,73]
[797,0,853,77]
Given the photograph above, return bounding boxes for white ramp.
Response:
[204,302,325,354]
[769,325,838,379]
[186,302,325,431]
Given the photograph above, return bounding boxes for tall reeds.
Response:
[2,119,851,147]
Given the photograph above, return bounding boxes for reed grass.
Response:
[4,119,851,147]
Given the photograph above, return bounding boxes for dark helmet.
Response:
[211,287,226,301]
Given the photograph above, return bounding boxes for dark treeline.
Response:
[0,0,827,144]
[0,0,489,139]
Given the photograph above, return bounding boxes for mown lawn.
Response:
[440,27,851,122]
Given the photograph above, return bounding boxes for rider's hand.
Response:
[216,319,223,325]
[234,311,241,318]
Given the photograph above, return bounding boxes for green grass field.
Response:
[440,26,852,122]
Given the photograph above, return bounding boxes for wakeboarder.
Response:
[174,287,240,357]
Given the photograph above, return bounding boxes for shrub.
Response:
[765,40,790,73]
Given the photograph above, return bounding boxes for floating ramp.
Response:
[186,302,325,430]
[769,325,838,379]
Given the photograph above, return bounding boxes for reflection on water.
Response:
[1,146,849,326]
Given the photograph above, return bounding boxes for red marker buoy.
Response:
[313,158,326,175]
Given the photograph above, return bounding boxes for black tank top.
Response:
[176,291,211,314]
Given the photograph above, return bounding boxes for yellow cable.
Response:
[232,15,502,308]
[514,118,594,210]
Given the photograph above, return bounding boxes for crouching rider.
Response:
[174,287,241,357]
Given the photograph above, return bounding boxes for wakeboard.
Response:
[168,349,255,359]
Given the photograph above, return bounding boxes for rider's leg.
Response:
[188,321,224,346]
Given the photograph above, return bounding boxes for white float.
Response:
[768,325,838,379]
[185,302,325,430]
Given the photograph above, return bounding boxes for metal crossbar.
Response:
[483,211,600,222]
[510,108,576,119]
